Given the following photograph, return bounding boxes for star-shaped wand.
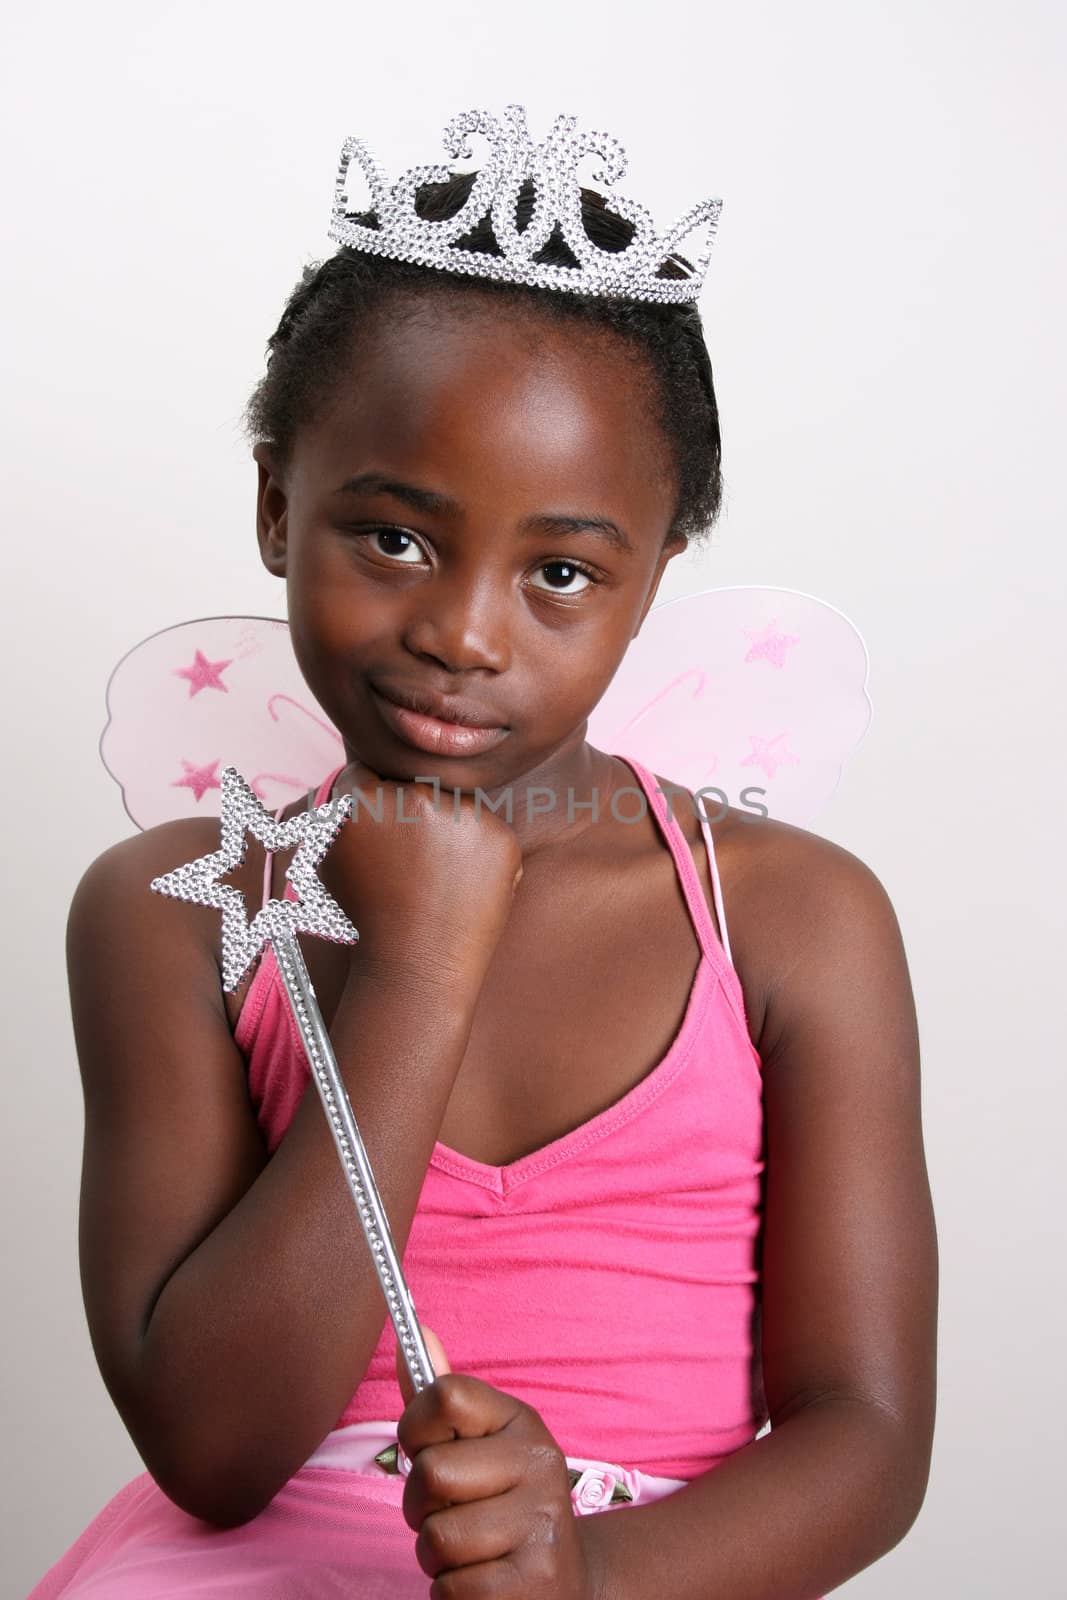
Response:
[150,765,437,1395]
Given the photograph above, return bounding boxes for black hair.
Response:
[244,171,724,545]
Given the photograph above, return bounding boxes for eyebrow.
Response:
[335,472,455,516]
[519,511,634,555]
[333,471,635,555]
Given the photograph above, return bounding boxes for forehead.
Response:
[300,294,676,534]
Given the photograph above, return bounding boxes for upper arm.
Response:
[67,825,270,1443]
[754,832,937,1494]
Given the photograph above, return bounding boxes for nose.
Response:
[401,569,510,675]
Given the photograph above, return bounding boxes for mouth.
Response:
[369,683,511,758]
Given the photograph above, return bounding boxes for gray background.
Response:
[3,1,1064,1594]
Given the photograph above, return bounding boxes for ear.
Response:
[254,444,289,578]
[633,531,686,639]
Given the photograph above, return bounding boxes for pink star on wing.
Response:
[743,620,799,669]
[741,733,800,780]
[172,758,223,802]
[174,649,233,696]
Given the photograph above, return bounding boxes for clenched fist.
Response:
[395,1334,600,1600]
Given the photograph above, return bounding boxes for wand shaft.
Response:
[271,929,436,1394]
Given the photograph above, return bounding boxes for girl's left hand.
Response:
[396,1331,598,1600]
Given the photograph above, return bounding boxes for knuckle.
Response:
[513,1401,547,1438]
[410,1442,448,1498]
[395,1410,422,1457]
[517,1507,566,1589]
[526,1438,568,1484]
[429,1574,464,1600]
[522,1541,561,1588]
[400,1476,421,1533]
[533,1500,565,1547]
[416,1509,457,1570]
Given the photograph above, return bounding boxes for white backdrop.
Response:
[3,2,1064,1594]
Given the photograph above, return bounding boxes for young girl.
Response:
[28,116,937,1599]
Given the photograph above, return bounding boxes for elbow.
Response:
[855,1399,935,1556]
[185,1489,276,1532]
[157,1407,320,1526]
[145,1446,281,1529]
[777,1388,935,1558]
[119,1341,299,1527]
[121,1399,286,1529]
[886,1434,934,1550]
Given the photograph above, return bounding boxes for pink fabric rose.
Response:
[571,1467,617,1515]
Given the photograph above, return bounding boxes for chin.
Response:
[344,736,515,794]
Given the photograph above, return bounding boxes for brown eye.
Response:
[529,560,594,594]
[366,528,425,563]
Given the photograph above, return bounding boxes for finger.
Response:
[402,1434,527,1527]
[398,1375,526,1459]
[413,1488,530,1581]
[430,1558,523,1600]
[396,1323,451,1409]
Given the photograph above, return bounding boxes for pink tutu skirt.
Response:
[26,1422,687,1597]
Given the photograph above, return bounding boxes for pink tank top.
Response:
[235,754,766,1481]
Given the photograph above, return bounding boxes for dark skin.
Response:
[67,294,937,1597]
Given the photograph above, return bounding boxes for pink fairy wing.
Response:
[101,616,344,830]
[101,592,870,833]
[587,586,872,826]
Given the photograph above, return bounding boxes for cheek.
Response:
[521,616,632,717]
[285,538,383,654]
[283,561,370,710]
[285,568,345,667]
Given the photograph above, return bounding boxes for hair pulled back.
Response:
[244,171,724,545]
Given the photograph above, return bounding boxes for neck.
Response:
[474,732,625,855]
[334,729,632,855]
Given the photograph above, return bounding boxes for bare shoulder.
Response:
[67,791,312,1018]
[67,818,236,1021]
[69,817,222,899]
[728,815,912,1071]
[68,819,222,940]
[651,775,905,1060]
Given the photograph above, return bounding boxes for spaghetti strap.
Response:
[259,770,345,912]
[695,800,733,968]
[616,754,734,983]
[260,805,284,911]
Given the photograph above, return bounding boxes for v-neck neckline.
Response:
[423,752,721,1196]
[427,952,716,1197]
[253,751,731,1196]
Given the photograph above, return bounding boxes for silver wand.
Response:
[150,764,437,1395]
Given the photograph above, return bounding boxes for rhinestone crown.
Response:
[327,103,722,306]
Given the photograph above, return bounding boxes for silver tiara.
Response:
[327,103,722,306]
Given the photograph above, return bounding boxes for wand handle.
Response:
[272,929,437,1395]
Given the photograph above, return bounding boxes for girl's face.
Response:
[255,295,686,792]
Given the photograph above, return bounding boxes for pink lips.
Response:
[370,687,510,757]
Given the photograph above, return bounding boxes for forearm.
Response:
[579,1396,930,1600]
[135,965,479,1525]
